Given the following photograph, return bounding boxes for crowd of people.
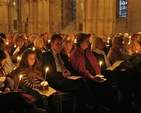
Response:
[1,31,141,113]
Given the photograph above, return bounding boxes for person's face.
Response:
[80,38,90,50]
[27,53,36,67]
[65,42,73,51]
[36,40,44,49]
[51,38,63,53]
[0,58,6,69]
[17,38,24,47]
[96,39,104,50]
[115,41,123,49]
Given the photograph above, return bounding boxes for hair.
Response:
[28,34,38,42]
[91,37,102,51]
[112,36,123,45]
[76,33,90,47]
[0,33,6,39]
[33,37,44,47]
[18,49,40,70]
[0,37,5,50]
[15,35,25,43]
[0,50,6,61]
[62,40,72,48]
[131,33,140,40]
[51,34,62,43]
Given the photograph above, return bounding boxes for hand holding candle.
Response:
[17,56,21,63]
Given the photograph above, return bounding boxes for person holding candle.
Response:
[70,33,121,112]
[41,34,113,113]
[12,49,50,112]
[10,35,26,64]
[91,36,141,112]
[0,49,47,113]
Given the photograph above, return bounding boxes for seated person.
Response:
[0,49,46,113]
[70,33,120,112]
[10,35,26,64]
[91,37,141,112]
[121,36,141,67]
[40,34,112,113]
[12,49,50,112]
[107,36,141,107]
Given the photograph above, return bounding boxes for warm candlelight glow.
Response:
[46,67,49,73]
[136,51,138,53]
[32,47,35,51]
[45,67,49,80]
[74,38,77,43]
[99,61,102,75]
[19,75,23,81]
[48,39,51,43]
[99,61,102,66]
[14,44,17,48]
[17,56,21,62]
[6,42,9,45]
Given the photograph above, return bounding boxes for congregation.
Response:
[1,31,141,113]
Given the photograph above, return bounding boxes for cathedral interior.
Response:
[0,0,141,36]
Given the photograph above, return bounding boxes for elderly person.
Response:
[33,37,47,61]
[130,34,141,54]
[91,37,141,112]
[107,36,141,108]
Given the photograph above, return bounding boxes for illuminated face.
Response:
[80,38,90,50]
[27,53,36,67]
[51,38,63,53]
[65,42,73,51]
[97,39,104,50]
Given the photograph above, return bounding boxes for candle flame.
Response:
[46,67,49,72]
[19,75,23,81]
[99,61,102,66]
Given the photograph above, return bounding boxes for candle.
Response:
[74,38,77,43]
[32,47,35,51]
[6,42,9,45]
[17,56,21,63]
[45,67,49,80]
[19,75,23,81]
[136,51,138,53]
[14,44,17,48]
[16,74,23,91]
[48,39,51,43]
[99,61,102,74]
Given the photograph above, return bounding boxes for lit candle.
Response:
[74,38,77,43]
[19,75,23,81]
[136,51,138,53]
[14,44,17,48]
[45,67,49,80]
[17,56,21,63]
[16,74,23,91]
[99,61,102,75]
[32,47,35,51]
[6,42,9,45]
[48,39,51,43]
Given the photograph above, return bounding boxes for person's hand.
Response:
[90,75,106,83]
[62,69,71,78]
[4,87,11,92]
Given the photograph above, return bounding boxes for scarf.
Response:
[93,48,111,67]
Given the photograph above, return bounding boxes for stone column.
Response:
[0,2,9,32]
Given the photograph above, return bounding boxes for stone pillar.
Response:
[0,2,9,32]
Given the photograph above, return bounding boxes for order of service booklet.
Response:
[106,60,124,71]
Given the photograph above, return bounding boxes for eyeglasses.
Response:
[53,43,62,46]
